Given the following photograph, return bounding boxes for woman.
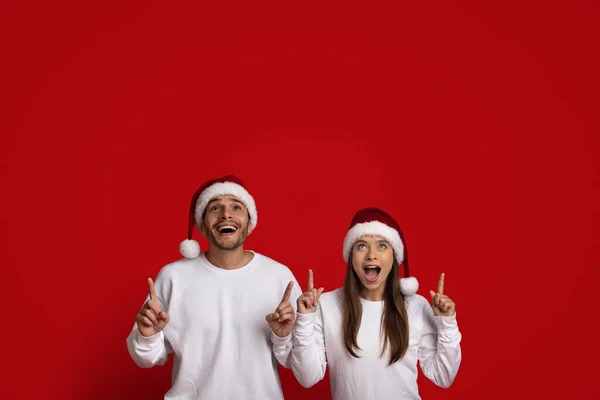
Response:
[291,207,462,399]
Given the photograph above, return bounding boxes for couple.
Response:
[126,175,462,399]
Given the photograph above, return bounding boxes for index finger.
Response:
[308,269,314,291]
[281,281,293,303]
[437,273,445,294]
[148,277,157,300]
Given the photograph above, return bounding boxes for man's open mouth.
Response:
[217,225,238,235]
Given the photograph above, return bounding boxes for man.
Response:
[126,175,302,399]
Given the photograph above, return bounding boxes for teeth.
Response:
[218,226,237,232]
[364,265,379,269]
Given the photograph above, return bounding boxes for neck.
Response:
[360,286,385,302]
[205,246,252,270]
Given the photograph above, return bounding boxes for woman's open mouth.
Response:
[363,265,381,282]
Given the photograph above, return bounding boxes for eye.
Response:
[233,205,242,211]
[378,243,388,250]
[210,205,220,212]
[356,243,366,250]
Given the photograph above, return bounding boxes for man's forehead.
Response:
[208,195,244,204]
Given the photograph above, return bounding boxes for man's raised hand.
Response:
[136,278,170,337]
[266,281,296,338]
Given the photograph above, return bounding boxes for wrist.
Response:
[272,330,291,338]
[271,330,292,345]
[136,329,164,347]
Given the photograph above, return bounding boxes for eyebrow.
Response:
[207,198,245,207]
[356,238,388,244]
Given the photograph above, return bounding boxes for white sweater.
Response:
[291,287,462,400]
[126,252,302,400]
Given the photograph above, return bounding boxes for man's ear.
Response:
[199,220,206,234]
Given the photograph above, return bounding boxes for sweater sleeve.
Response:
[290,307,328,388]
[417,302,462,388]
[126,323,172,368]
[271,278,303,368]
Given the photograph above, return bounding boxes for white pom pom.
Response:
[400,276,419,296]
[179,239,200,259]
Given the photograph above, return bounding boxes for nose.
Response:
[366,247,377,261]
[219,207,233,220]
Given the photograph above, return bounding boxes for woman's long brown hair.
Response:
[342,251,410,365]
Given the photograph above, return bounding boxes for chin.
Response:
[361,281,384,292]
[215,242,241,251]
[217,237,245,250]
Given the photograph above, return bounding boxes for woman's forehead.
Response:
[357,235,388,243]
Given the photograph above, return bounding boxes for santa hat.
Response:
[343,207,418,296]
[179,175,258,259]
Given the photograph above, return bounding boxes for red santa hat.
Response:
[343,207,418,296]
[179,175,258,259]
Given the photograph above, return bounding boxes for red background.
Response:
[1,1,599,399]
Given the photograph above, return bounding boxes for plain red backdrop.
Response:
[1,1,599,399]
